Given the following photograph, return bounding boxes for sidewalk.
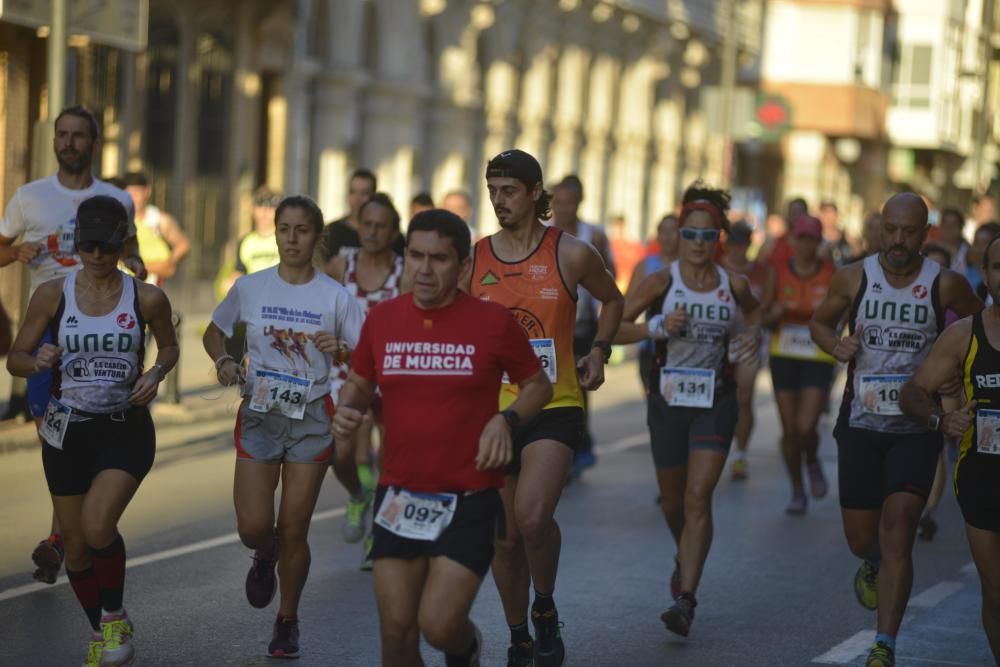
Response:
[0,309,240,453]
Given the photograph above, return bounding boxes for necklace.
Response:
[77,273,123,301]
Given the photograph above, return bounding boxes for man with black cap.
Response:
[0,105,143,585]
[469,149,623,666]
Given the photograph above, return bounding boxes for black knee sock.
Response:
[532,590,555,614]
[509,621,532,645]
[91,534,126,613]
[67,567,102,631]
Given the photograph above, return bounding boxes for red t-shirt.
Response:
[351,292,542,492]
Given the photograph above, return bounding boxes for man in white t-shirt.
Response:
[0,105,143,585]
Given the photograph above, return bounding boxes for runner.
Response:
[901,232,1000,664]
[203,195,364,659]
[937,207,970,274]
[470,150,623,667]
[6,195,176,667]
[627,214,679,393]
[809,192,983,667]
[319,169,405,259]
[762,215,835,513]
[222,186,283,291]
[0,105,142,585]
[549,176,616,478]
[334,209,551,667]
[719,220,771,480]
[323,192,408,568]
[122,171,190,286]
[614,182,760,637]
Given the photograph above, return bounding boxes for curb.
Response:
[0,387,240,455]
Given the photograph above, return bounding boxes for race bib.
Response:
[503,338,557,384]
[39,397,71,449]
[976,409,1000,455]
[777,324,819,359]
[249,370,313,420]
[374,488,457,541]
[860,374,908,416]
[660,367,715,408]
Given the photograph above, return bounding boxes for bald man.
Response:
[809,193,982,667]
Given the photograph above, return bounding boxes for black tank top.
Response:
[959,312,1000,465]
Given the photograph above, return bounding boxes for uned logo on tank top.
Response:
[912,284,928,299]
[116,313,137,330]
[717,289,731,304]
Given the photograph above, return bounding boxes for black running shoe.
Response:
[531,607,564,666]
[506,639,533,667]
[267,615,300,659]
[246,552,278,609]
[661,594,696,637]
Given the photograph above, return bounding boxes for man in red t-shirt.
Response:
[334,209,552,667]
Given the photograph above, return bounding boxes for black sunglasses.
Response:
[77,240,123,255]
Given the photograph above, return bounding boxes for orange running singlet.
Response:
[471,227,583,410]
[769,259,836,363]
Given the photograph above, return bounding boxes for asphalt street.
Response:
[0,362,992,666]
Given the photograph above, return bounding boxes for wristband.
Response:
[592,340,612,363]
[214,354,236,371]
[501,409,520,434]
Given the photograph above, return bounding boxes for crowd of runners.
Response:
[1,105,999,667]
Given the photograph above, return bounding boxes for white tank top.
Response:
[845,254,943,432]
[661,261,738,387]
[56,271,144,413]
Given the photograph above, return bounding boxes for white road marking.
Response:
[0,430,655,604]
[595,432,647,455]
[0,506,345,603]
[812,630,871,664]
[908,581,963,608]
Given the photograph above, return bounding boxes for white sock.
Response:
[102,607,123,618]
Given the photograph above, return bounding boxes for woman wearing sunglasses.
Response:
[6,195,178,667]
[615,182,760,638]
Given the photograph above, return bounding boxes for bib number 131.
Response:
[660,367,715,408]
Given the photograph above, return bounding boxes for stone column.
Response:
[282,0,318,196]
[515,25,558,170]
[782,130,827,211]
[579,53,622,225]
[548,42,591,181]
[647,83,685,231]
[226,0,263,240]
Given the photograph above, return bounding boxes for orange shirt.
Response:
[769,259,836,363]
[471,227,583,410]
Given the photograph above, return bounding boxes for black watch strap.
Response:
[501,409,520,433]
[592,339,612,363]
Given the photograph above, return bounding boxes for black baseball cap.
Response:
[75,195,129,246]
[486,149,543,187]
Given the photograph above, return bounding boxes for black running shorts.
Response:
[646,391,738,469]
[42,407,156,496]
[955,452,1000,533]
[370,486,503,577]
[506,407,584,476]
[834,422,942,510]
[769,356,835,393]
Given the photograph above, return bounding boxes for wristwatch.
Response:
[501,409,520,434]
[927,412,942,432]
[592,340,612,363]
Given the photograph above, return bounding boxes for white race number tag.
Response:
[504,338,557,384]
[976,408,1000,455]
[39,397,71,449]
[374,488,458,541]
[660,367,715,408]
[777,324,819,359]
[860,374,908,416]
[249,370,313,420]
